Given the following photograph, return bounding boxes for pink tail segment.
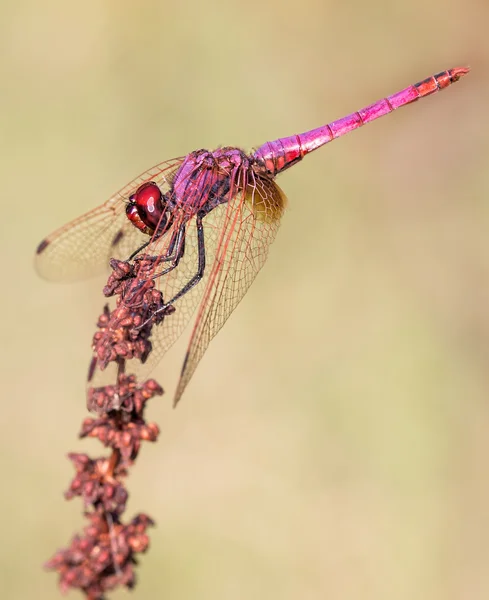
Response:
[253,66,470,176]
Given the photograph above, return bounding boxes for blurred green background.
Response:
[1,0,488,598]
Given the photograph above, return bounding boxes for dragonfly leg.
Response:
[150,224,186,280]
[162,212,206,307]
[136,213,205,328]
[128,239,151,261]
[127,225,186,305]
[140,212,205,329]
[128,220,181,262]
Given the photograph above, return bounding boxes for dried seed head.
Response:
[65,454,128,515]
[91,257,175,375]
[45,511,154,598]
[81,377,161,464]
[47,254,164,597]
[87,373,163,416]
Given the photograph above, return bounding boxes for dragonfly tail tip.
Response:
[450,65,471,81]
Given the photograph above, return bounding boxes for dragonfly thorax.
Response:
[126,181,169,235]
[170,147,254,217]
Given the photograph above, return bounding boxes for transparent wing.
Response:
[87,163,285,401]
[87,162,231,389]
[173,170,286,404]
[147,205,230,371]
[35,157,184,281]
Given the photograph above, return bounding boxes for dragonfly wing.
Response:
[129,203,231,380]
[35,157,184,282]
[173,170,286,404]
[87,163,231,388]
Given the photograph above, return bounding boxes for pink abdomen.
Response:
[253,66,469,176]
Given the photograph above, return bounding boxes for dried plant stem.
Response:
[45,258,167,598]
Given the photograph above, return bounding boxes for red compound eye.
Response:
[127,182,164,233]
[134,183,162,216]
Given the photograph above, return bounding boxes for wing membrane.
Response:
[87,161,230,388]
[173,170,286,404]
[35,157,184,281]
[39,151,285,405]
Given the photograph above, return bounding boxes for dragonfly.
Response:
[36,66,469,406]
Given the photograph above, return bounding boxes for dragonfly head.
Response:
[126,181,168,236]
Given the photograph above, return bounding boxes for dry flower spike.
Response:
[45,259,164,598]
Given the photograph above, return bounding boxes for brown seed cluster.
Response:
[46,258,166,599]
[65,452,129,515]
[91,257,175,375]
[45,512,154,599]
[87,370,163,417]
[83,376,162,461]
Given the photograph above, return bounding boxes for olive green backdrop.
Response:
[1,0,487,598]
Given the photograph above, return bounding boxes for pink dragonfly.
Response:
[36,67,469,406]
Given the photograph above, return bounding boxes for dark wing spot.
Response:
[36,239,50,254]
[180,350,190,376]
[111,229,124,248]
[87,356,97,382]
